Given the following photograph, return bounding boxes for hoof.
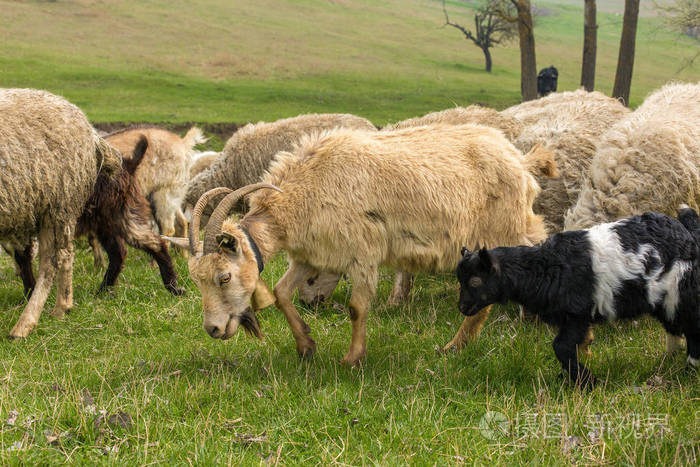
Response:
[297,339,316,360]
[340,351,366,367]
[49,308,69,319]
[169,286,186,296]
[7,334,22,341]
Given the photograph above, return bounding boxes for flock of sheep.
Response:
[1,82,699,387]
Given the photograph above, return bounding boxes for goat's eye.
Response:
[468,277,483,288]
[219,273,231,286]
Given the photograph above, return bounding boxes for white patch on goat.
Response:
[647,260,691,321]
[587,221,690,321]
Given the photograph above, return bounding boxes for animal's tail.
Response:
[523,143,558,178]
[122,135,149,175]
[183,127,208,150]
[678,204,700,245]
[94,132,123,177]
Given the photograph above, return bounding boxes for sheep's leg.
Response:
[443,306,491,352]
[298,271,341,307]
[386,270,413,306]
[13,243,36,298]
[552,320,596,389]
[340,266,378,366]
[97,233,126,292]
[9,227,57,338]
[51,241,74,318]
[273,261,317,358]
[88,231,104,268]
[151,189,176,237]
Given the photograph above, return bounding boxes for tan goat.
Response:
[106,126,206,238]
[167,124,552,365]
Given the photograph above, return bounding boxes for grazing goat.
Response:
[0,88,121,338]
[457,207,700,388]
[106,126,206,238]
[167,124,553,364]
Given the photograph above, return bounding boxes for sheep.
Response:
[183,113,377,215]
[383,105,523,141]
[564,82,700,232]
[166,124,554,364]
[106,126,206,239]
[504,90,631,232]
[0,88,121,338]
[457,206,700,388]
[189,151,220,179]
[12,137,185,297]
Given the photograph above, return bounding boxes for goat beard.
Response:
[239,307,263,339]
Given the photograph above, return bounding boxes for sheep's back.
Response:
[0,89,98,241]
[185,113,375,208]
[564,81,700,230]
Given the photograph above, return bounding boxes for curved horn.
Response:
[203,183,282,255]
[189,187,232,255]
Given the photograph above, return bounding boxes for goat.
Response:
[166,124,553,364]
[457,207,700,388]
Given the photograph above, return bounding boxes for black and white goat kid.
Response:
[456,207,700,388]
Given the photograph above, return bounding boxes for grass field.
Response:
[0,0,698,124]
[2,0,700,464]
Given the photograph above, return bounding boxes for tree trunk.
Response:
[581,0,597,91]
[612,0,640,105]
[515,0,537,101]
[483,46,493,72]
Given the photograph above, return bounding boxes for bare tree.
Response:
[496,0,538,101]
[442,0,517,72]
[612,0,640,106]
[581,0,597,91]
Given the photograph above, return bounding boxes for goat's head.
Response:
[166,184,281,340]
[456,246,503,316]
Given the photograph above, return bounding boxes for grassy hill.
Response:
[0,0,698,125]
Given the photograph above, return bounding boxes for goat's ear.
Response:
[251,279,275,311]
[163,236,189,251]
[216,232,238,253]
[478,247,500,273]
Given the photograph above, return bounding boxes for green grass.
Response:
[2,0,700,463]
[1,242,699,464]
[0,0,698,125]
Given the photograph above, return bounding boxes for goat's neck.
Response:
[240,213,284,263]
[496,246,551,310]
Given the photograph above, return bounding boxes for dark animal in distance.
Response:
[537,66,558,97]
[456,207,700,388]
